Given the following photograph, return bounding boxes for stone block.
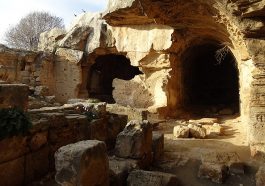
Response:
[256,166,265,186]
[55,140,109,186]
[29,131,48,151]
[0,135,29,163]
[45,96,56,104]
[107,114,128,141]
[127,170,179,186]
[21,77,30,84]
[229,162,245,175]
[58,25,91,50]
[152,131,164,161]
[29,118,49,134]
[250,144,265,161]
[207,123,223,137]
[198,163,228,183]
[115,120,152,160]
[201,152,240,165]
[20,70,30,77]
[109,156,140,186]
[90,118,108,141]
[188,124,206,139]
[0,84,28,110]
[25,146,50,183]
[55,48,84,64]
[34,85,49,96]
[42,112,66,129]
[0,156,25,186]
[173,125,189,138]
[189,118,219,125]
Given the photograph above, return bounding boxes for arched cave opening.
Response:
[88,54,142,103]
[181,43,240,115]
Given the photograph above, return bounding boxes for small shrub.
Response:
[84,111,99,122]
[215,45,230,65]
[0,108,32,140]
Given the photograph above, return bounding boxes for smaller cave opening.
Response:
[87,54,142,103]
[181,43,240,115]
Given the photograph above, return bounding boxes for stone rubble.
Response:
[173,125,190,138]
[188,124,207,139]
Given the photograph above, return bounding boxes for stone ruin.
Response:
[0,0,265,185]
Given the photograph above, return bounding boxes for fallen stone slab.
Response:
[206,123,224,137]
[55,140,109,186]
[188,124,206,139]
[189,118,219,125]
[127,170,179,186]
[173,125,189,138]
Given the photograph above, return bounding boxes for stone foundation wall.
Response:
[0,45,85,103]
[0,84,28,110]
[0,103,127,186]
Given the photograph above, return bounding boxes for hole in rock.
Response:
[88,54,142,103]
[181,43,240,115]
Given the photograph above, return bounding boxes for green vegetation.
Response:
[84,111,99,122]
[0,108,32,140]
[75,105,99,122]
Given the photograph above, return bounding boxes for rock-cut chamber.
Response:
[181,43,240,115]
[88,54,142,103]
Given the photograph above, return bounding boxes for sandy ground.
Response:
[152,115,258,186]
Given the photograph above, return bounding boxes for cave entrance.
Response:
[88,54,142,103]
[181,43,240,115]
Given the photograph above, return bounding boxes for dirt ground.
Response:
[152,115,258,186]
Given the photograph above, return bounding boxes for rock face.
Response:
[58,25,91,51]
[127,170,178,186]
[38,28,66,52]
[55,140,109,186]
[115,120,152,164]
